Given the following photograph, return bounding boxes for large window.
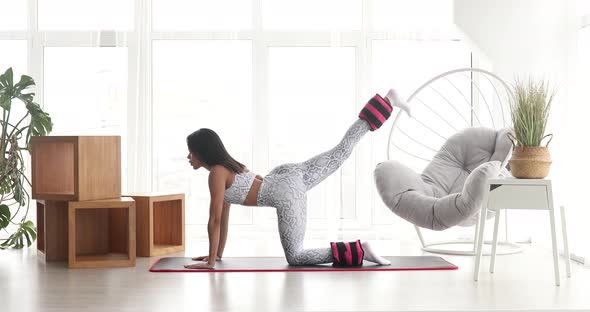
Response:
[3,0,466,235]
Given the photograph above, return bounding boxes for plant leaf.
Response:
[17,93,34,104]
[12,176,25,205]
[0,93,11,111]
[6,68,13,87]
[26,101,53,136]
[0,220,37,249]
[14,75,35,92]
[23,221,37,241]
[23,229,31,246]
[0,67,14,88]
[0,204,10,229]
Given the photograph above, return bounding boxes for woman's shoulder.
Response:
[210,165,253,176]
[208,166,233,189]
[209,165,232,176]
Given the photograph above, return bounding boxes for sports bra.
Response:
[223,171,257,205]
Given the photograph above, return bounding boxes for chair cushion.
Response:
[374,127,512,230]
[422,127,513,197]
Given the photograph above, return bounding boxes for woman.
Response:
[184,89,410,269]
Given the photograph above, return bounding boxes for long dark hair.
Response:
[186,128,245,174]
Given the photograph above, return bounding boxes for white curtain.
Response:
[126,0,152,193]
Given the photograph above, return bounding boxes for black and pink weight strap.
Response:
[331,240,365,266]
[359,94,393,131]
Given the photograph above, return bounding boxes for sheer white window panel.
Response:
[43,47,128,190]
[262,0,362,31]
[0,0,27,31]
[38,0,134,31]
[267,47,356,230]
[152,40,253,226]
[152,0,252,31]
[370,40,471,240]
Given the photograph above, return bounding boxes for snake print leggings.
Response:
[256,119,371,265]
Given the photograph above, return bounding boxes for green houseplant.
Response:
[0,67,53,249]
[508,78,554,179]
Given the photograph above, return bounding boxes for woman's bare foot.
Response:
[385,88,412,117]
[362,241,391,265]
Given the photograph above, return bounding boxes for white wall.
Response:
[455,0,576,79]
[454,0,588,260]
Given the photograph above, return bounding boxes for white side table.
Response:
[473,177,571,286]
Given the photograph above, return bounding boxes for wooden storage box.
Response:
[36,200,69,261]
[31,136,121,201]
[68,197,136,268]
[124,193,185,257]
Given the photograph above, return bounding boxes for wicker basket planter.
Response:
[509,145,552,179]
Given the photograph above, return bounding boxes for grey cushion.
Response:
[374,127,512,231]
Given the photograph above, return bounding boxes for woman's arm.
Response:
[216,201,231,258]
[185,166,226,269]
[205,167,226,267]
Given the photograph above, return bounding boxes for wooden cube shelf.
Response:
[68,197,136,268]
[31,136,121,201]
[124,193,185,257]
[36,200,69,261]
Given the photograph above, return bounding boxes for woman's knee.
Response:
[285,251,306,266]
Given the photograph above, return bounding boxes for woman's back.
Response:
[223,170,258,205]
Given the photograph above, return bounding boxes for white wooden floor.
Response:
[1,238,589,312]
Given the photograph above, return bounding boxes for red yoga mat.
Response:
[149,256,458,272]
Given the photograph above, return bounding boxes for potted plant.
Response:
[0,67,52,249]
[508,78,554,179]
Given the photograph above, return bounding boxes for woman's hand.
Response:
[191,255,222,262]
[184,262,215,270]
